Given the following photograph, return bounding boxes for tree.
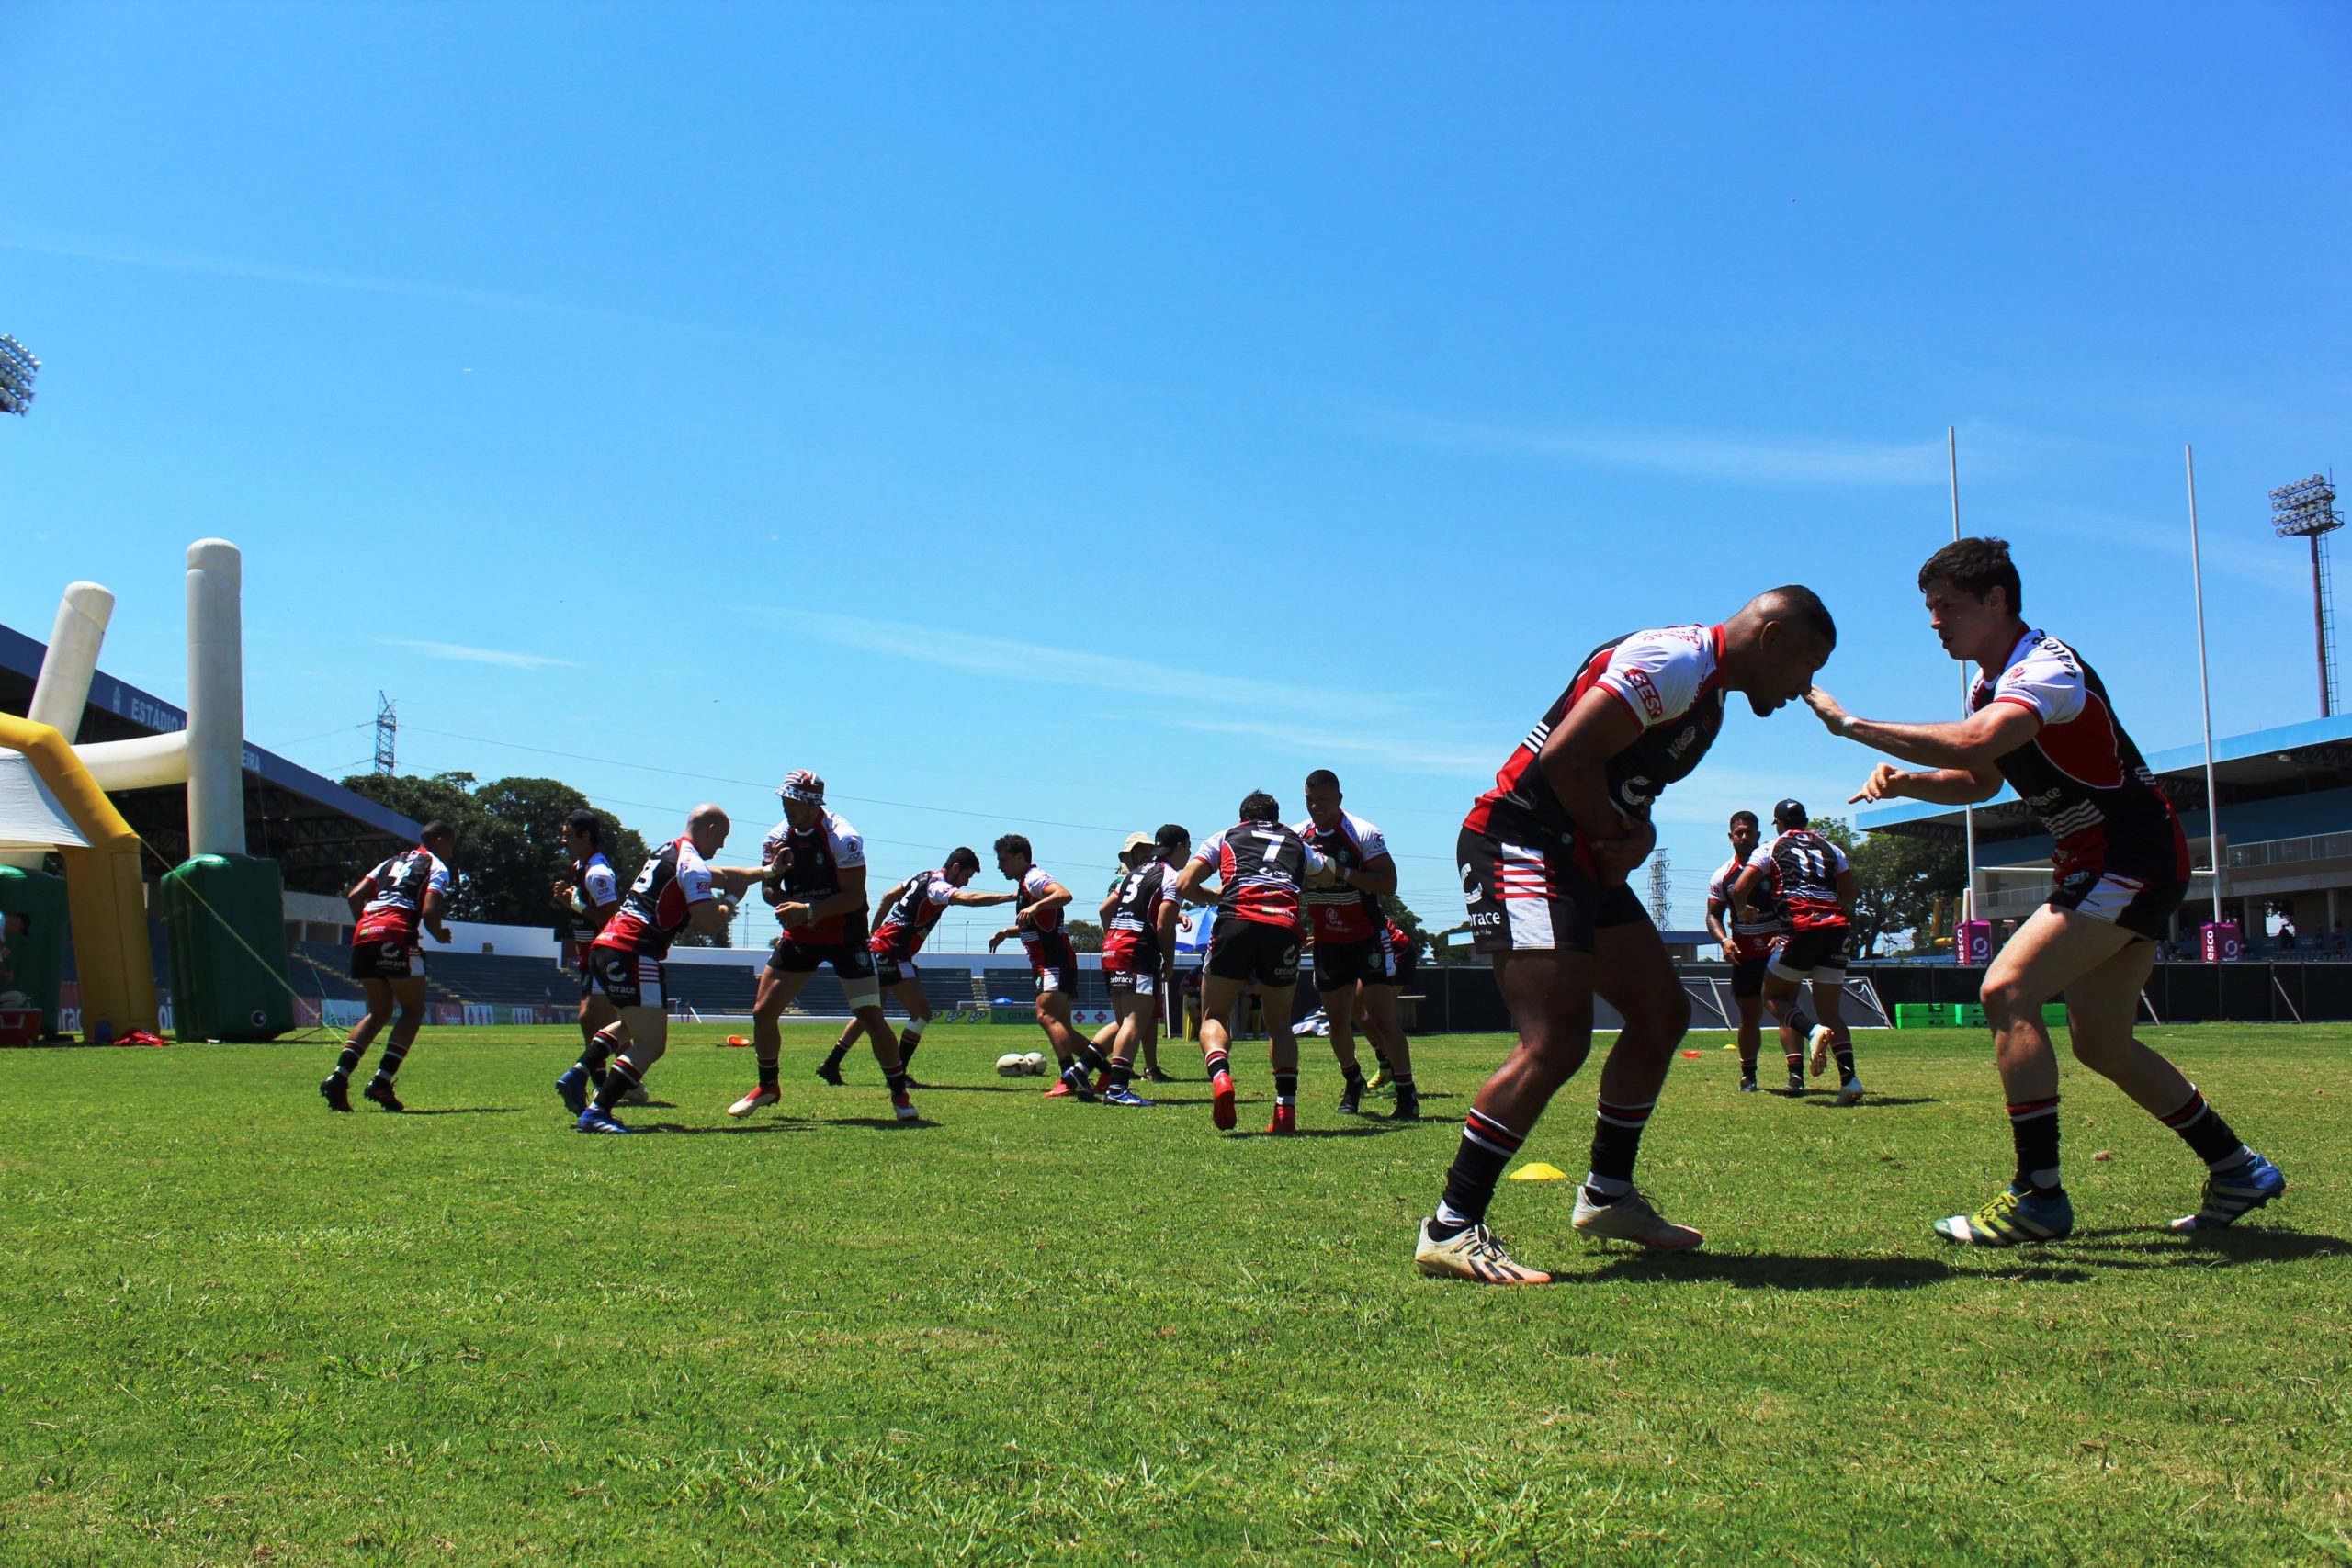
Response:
[1064,919,1105,954]
[1379,892,1432,961]
[1810,815,1968,958]
[341,773,650,928]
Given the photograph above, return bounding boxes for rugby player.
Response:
[1095,826,1191,1107]
[552,809,636,1114]
[986,834,1109,1100]
[1733,799,1862,1102]
[1416,591,1838,1283]
[1809,537,2284,1242]
[576,805,760,1133]
[729,773,918,1122]
[815,846,1014,1085]
[1296,770,1419,1121]
[321,820,458,1113]
[1704,810,1782,1091]
[1173,791,1338,1134]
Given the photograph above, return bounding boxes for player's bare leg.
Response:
[1811,976,1860,1102]
[1098,989,1157,1106]
[357,976,429,1111]
[1576,920,1702,1248]
[565,988,636,1106]
[1197,973,1250,1130]
[851,1001,920,1121]
[821,1014,866,1085]
[736,968,810,1115]
[581,1007,668,1132]
[322,976,399,1111]
[1732,990,1766,1090]
[1036,989,1106,1100]
[1260,981,1303,1133]
[1357,982,1418,1119]
[1760,972,1820,1092]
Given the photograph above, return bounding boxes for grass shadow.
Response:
[1802,1096,1942,1109]
[1577,1251,1953,1291]
[631,1121,811,1136]
[1227,1125,1411,1140]
[820,1116,941,1130]
[396,1107,525,1116]
[2064,1226,2351,1265]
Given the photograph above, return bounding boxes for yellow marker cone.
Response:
[1508,1161,1571,1181]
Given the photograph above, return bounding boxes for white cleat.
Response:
[1807,1025,1835,1078]
[1836,1078,1866,1106]
[1571,1186,1704,1251]
[727,1085,780,1119]
[1414,1219,1551,1284]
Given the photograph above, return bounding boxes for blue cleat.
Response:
[556,1066,593,1116]
[2171,1152,2286,1233]
[576,1107,635,1134]
[1102,1085,1156,1108]
[1933,1183,2075,1247]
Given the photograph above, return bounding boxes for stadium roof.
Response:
[0,619,420,875]
[1857,714,2352,844]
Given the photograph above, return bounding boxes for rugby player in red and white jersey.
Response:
[1296,770,1419,1122]
[817,846,1015,1085]
[1173,792,1340,1135]
[552,808,636,1116]
[1733,799,1863,1102]
[322,820,458,1112]
[1093,826,1192,1107]
[987,834,1109,1100]
[1704,810,1781,1093]
[1416,590,1837,1284]
[1811,537,2284,1244]
[576,805,762,1133]
[730,772,920,1123]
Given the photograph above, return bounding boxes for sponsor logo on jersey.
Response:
[1625,668,1664,718]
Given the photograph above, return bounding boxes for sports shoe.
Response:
[320,1075,351,1113]
[1414,1219,1550,1284]
[1807,1026,1834,1078]
[1044,1080,1073,1099]
[1572,1186,1703,1250]
[1102,1084,1156,1107]
[1736,1078,1760,1094]
[1060,1066,1099,1103]
[1092,1070,1113,1097]
[1143,1066,1175,1083]
[556,1066,592,1115]
[2171,1153,2286,1233]
[1336,1077,1364,1116]
[1210,1069,1237,1131]
[1932,1183,2074,1247]
[1835,1078,1866,1106]
[1263,1103,1298,1135]
[1392,1087,1422,1122]
[622,1083,650,1105]
[891,1092,920,1122]
[362,1077,404,1113]
[1364,1067,1392,1096]
[728,1085,780,1119]
[576,1107,635,1134]
[1785,1071,1806,1095]
[814,1059,845,1088]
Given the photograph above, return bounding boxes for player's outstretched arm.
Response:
[1805,686,2038,771]
[1847,761,2001,807]
[950,888,1017,908]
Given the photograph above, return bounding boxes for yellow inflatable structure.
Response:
[0,713,158,1039]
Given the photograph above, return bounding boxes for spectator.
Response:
[2279,920,2298,951]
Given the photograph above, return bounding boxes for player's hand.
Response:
[776,902,811,929]
[1804,686,1855,737]
[552,879,573,900]
[1848,762,1907,805]
[1589,819,1657,887]
[987,931,1007,953]
[429,922,453,945]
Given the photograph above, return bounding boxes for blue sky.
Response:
[4,2,2347,945]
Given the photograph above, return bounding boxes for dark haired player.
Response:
[1417,590,1838,1283]
[815,846,1016,1085]
[553,808,635,1114]
[1705,809,1782,1092]
[1094,827,1190,1107]
[987,834,1107,1100]
[730,772,919,1122]
[1296,770,1419,1121]
[1733,798,1862,1103]
[322,819,458,1113]
[1174,790,1338,1134]
[1811,536,2283,1243]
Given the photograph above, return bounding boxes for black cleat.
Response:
[1392,1087,1422,1122]
[1143,1066,1175,1083]
[320,1075,351,1112]
[814,1059,845,1087]
[1784,1072,1806,1096]
[362,1077,405,1113]
[1337,1078,1364,1116]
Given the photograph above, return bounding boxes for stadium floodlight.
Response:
[2270,472,2345,716]
[0,335,37,417]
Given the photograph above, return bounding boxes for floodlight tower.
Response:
[373,692,398,775]
[1646,850,1672,928]
[2271,473,2345,716]
[0,335,39,416]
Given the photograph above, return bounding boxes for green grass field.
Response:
[2,1021,2347,1566]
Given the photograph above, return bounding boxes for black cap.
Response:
[1773,797,1808,828]
[1155,822,1191,851]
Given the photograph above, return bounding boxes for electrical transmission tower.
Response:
[373,692,398,775]
[1647,851,1672,928]
[2271,473,2345,716]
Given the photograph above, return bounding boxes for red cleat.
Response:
[1092,1070,1112,1096]
[1263,1103,1298,1135]
[1044,1080,1073,1099]
[1211,1070,1237,1131]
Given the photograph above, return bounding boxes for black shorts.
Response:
[1731,956,1770,998]
[1770,926,1850,983]
[768,936,877,979]
[350,936,420,982]
[589,948,664,1009]
[873,950,917,988]
[1460,825,1646,956]
[1106,965,1159,998]
[2050,852,2188,943]
[1313,934,1396,993]
[1025,933,1080,996]
[1207,919,1300,987]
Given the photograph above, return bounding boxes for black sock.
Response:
[1342,1063,1366,1087]
[887,1070,910,1096]
[1784,1005,1815,1038]
[1833,1043,1857,1083]
[1075,1042,1109,1075]
[1738,1041,1758,1078]
[758,1055,780,1092]
[1371,1046,1392,1073]
[580,1029,617,1076]
[332,1042,364,1078]
[1274,1071,1298,1107]
[897,1036,921,1068]
[2008,1095,2062,1192]
[373,1043,409,1081]
[594,1059,642,1113]
[1437,1108,1526,1232]
[1205,1049,1230,1079]
[2157,1088,2248,1168]
[1394,1073,1416,1092]
[1109,1061,1134,1089]
[1588,1096,1656,1189]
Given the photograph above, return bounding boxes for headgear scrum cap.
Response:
[778,770,827,804]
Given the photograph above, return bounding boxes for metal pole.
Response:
[2313,533,2331,718]
[2186,444,2225,933]
[1950,426,1976,924]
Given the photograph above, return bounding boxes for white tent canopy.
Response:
[0,751,91,851]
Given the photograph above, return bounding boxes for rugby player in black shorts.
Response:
[817,847,1014,1086]
[1733,799,1863,1102]
[322,821,458,1113]
[1174,791,1338,1134]
[987,835,1109,1100]
[1416,591,1836,1283]
[1092,828,1189,1106]
[1704,810,1781,1091]
[1811,537,2284,1244]
[1296,770,1419,1121]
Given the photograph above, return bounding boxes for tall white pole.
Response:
[2186,445,2225,933]
[186,539,248,858]
[1951,426,1976,925]
[2,582,117,870]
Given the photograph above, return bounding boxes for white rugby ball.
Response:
[1022,1051,1048,1076]
[995,1052,1028,1077]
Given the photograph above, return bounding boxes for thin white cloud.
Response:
[383,639,579,671]
[1365,408,1949,486]
[1159,713,1494,776]
[2015,502,2310,594]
